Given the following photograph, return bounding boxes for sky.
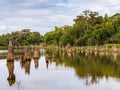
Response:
[0,0,120,35]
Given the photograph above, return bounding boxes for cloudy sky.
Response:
[0,0,120,35]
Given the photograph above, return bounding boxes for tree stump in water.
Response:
[45,54,50,60]
[65,44,73,57]
[7,53,14,61]
[33,46,39,59]
[24,46,31,61]
[98,46,104,52]
[112,45,118,52]
[7,40,14,61]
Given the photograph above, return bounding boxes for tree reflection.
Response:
[112,52,118,62]
[4,46,120,86]
[25,60,31,74]
[33,47,40,69]
[56,51,120,85]
[46,59,49,69]
[34,58,39,69]
[20,56,31,75]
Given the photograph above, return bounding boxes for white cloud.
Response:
[37,0,47,3]
[0,0,120,35]
[0,25,7,30]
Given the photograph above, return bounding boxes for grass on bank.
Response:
[105,44,120,48]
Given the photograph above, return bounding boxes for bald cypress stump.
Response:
[24,46,31,61]
[7,40,14,61]
[33,46,39,59]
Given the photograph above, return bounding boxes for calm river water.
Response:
[0,49,120,90]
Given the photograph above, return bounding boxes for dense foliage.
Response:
[44,10,120,46]
[1,10,120,47]
[0,29,43,46]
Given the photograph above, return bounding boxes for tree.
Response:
[0,29,43,46]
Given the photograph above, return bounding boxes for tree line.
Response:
[0,29,43,46]
[1,10,120,47]
[44,10,120,46]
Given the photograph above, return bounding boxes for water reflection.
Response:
[33,58,39,69]
[45,56,56,69]
[1,47,120,88]
[94,51,98,56]
[56,51,120,85]
[25,60,31,74]
[112,52,118,62]
[21,56,31,75]
[6,60,15,86]
[33,47,40,69]
[46,59,49,69]
[33,46,40,59]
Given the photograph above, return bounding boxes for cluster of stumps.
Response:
[6,40,40,86]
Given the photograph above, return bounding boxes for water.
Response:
[0,49,120,90]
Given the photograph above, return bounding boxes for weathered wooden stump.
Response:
[94,46,98,51]
[65,44,73,58]
[112,45,118,52]
[7,53,14,61]
[7,40,14,61]
[77,47,80,53]
[33,46,39,59]
[24,46,31,61]
[99,51,104,58]
[99,46,104,52]
[105,46,109,52]
[45,54,50,60]
[89,46,93,54]
[80,47,84,53]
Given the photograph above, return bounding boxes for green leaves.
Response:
[1,10,120,47]
[44,10,120,46]
[0,29,43,46]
